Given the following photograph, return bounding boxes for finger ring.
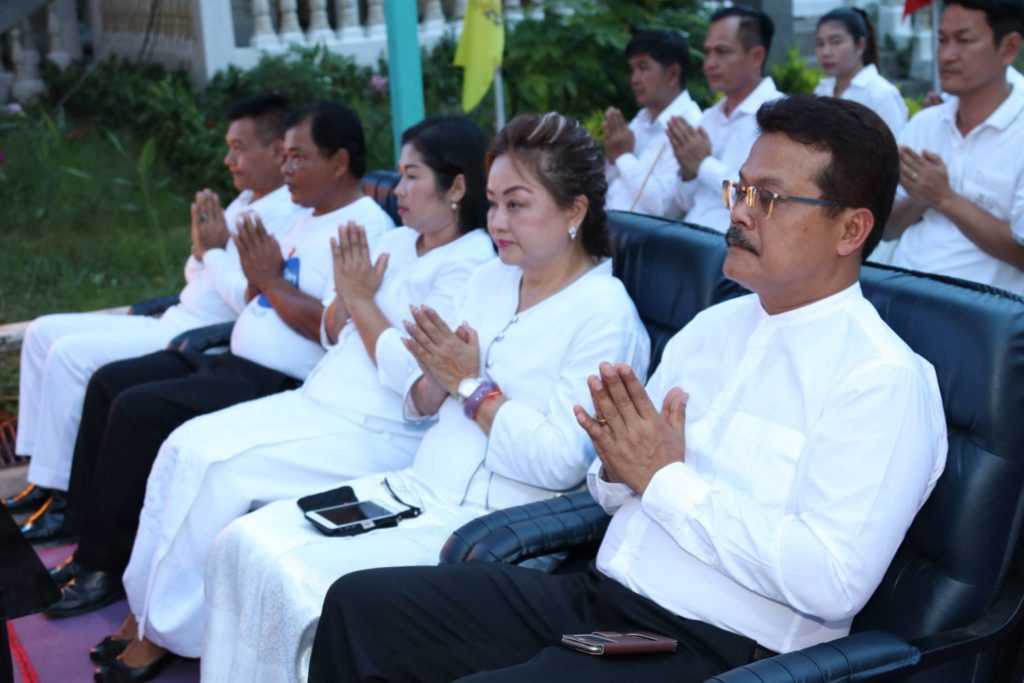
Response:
[909,172,917,182]
[593,416,608,426]
[199,212,208,222]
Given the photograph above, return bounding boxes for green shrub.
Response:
[770,47,822,95]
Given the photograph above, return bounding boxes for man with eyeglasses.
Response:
[41,101,394,622]
[304,95,947,683]
[887,0,1024,295]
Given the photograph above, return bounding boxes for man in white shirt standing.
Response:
[9,94,299,533]
[667,7,782,233]
[603,28,702,218]
[305,95,947,683]
[887,0,1024,295]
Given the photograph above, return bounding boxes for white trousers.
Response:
[200,472,487,683]
[121,390,422,658]
[17,313,178,490]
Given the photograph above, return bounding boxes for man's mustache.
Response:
[725,226,758,255]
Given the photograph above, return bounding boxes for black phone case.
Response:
[296,485,357,513]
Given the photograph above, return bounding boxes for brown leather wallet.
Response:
[561,631,679,656]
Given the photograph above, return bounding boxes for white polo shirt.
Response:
[815,64,908,136]
[676,77,783,233]
[606,90,702,218]
[891,82,1024,295]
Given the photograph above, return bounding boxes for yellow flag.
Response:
[454,0,504,112]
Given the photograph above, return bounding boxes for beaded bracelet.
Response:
[463,381,500,420]
[471,388,503,422]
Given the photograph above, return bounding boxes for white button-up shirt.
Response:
[606,90,702,218]
[302,227,494,432]
[591,284,947,653]
[409,258,651,510]
[892,82,1024,295]
[815,64,908,136]
[676,78,783,233]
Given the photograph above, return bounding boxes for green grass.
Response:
[0,114,192,324]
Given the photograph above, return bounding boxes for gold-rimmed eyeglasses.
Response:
[722,179,853,219]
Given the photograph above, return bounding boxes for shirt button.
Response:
[510,316,519,324]
[486,360,494,368]
[494,333,504,341]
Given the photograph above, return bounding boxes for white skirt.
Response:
[121,389,423,657]
[201,471,487,683]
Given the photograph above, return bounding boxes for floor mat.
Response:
[8,544,200,682]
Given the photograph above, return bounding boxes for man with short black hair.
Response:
[10,93,300,536]
[603,28,702,217]
[668,6,782,233]
[887,0,1024,294]
[43,102,394,633]
[305,95,947,683]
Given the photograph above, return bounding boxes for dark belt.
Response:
[750,644,780,662]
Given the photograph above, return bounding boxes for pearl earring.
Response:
[568,225,578,241]
[451,200,458,212]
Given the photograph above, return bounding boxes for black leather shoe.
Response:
[20,500,73,543]
[2,483,52,513]
[90,636,130,665]
[44,570,124,618]
[93,652,176,682]
[48,555,81,586]
[20,489,74,542]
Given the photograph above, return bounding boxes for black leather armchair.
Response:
[440,213,1024,683]
[361,169,402,226]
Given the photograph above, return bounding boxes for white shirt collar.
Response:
[943,79,1024,133]
[637,89,700,128]
[756,281,862,327]
[714,77,782,118]
[850,63,879,88]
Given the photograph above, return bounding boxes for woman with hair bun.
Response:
[199,112,651,683]
[814,7,908,135]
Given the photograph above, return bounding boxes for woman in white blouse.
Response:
[91,116,497,680]
[198,112,652,683]
[814,7,908,136]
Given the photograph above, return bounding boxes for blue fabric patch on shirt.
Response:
[258,256,300,308]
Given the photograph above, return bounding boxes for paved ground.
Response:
[0,461,27,500]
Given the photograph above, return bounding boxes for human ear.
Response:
[568,195,590,232]
[331,147,351,178]
[270,139,286,166]
[997,31,1022,68]
[449,173,467,203]
[836,207,874,258]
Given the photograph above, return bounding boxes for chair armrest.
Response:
[706,631,921,683]
[166,322,234,354]
[439,491,609,565]
[128,294,180,316]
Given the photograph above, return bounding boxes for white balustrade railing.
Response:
[3,0,82,103]
[74,0,544,85]
[0,0,548,98]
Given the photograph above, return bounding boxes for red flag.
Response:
[904,0,931,18]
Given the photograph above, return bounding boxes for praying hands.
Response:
[602,107,636,164]
[402,305,480,396]
[899,146,953,210]
[233,213,284,295]
[574,362,688,494]
[331,221,389,306]
[189,189,230,260]
[667,116,712,182]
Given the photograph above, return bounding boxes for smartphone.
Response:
[561,631,678,656]
[304,499,400,535]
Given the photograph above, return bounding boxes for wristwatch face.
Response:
[457,377,483,402]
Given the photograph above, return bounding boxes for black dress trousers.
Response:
[308,562,757,683]
[66,349,300,574]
